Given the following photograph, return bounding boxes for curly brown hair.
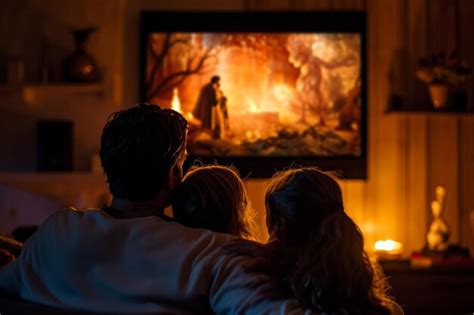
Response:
[265,167,392,315]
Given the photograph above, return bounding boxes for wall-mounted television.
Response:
[140,11,367,178]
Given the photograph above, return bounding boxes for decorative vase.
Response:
[62,27,99,83]
[428,84,449,109]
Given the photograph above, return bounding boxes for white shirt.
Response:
[0,209,311,314]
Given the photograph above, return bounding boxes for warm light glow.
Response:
[272,84,292,102]
[83,65,93,74]
[248,99,260,112]
[171,88,181,113]
[147,32,362,157]
[246,130,253,140]
[374,239,403,254]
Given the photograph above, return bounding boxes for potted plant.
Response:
[416,51,471,109]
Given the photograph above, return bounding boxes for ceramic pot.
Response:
[428,84,449,109]
[62,28,99,83]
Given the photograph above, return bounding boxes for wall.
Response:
[121,0,474,253]
[0,0,472,254]
[0,0,125,171]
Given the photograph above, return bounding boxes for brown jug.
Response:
[62,27,100,83]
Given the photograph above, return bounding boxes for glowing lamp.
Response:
[374,239,403,258]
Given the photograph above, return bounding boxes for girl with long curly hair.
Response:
[227,167,402,315]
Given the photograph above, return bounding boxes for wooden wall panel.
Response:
[405,0,429,108]
[458,0,474,252]
[341,180,368,228]
[403,0,429,253]
[299,0,335,9]
[459,116,474,252]
[305,0,365,10]
[427,0,460,243]
[364,0,406,250]
[341,0,365,10]
[458,0,474,113]
[245,0,290,10]
[428,0,457,52]
[327,0,366,10]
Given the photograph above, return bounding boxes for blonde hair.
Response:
[172,165,255,239]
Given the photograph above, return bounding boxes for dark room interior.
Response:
[0,1,473,314]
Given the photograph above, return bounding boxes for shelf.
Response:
[386,94,473,116]
[22,83,105,104]
[386,108,474,116]
[0,83,105,104]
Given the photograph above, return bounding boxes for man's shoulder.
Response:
[157,220,235,249]
[40,208,102,227]
[37,209,235,263]
[49,209,233,245]
[27,208,104,243]
[46,207,100,218]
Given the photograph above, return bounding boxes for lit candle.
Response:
[374,239,403,258]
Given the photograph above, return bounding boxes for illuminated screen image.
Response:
[145,32,362,158]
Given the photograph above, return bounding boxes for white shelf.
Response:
[23,84,105,104]
[0,83,105,104]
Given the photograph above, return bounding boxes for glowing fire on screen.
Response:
[171,88,181,113]
[148,32,362,157]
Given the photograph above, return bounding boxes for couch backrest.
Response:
[0,297,110,315]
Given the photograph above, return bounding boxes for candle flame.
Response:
[374,239,403,254]
[171,88,181,113]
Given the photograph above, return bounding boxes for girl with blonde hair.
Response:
[171,165,255,239]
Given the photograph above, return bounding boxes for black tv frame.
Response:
[140,11,367,179]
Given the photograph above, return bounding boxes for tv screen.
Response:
[141,12,366,178]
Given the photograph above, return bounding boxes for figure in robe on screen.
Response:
[426,186,450,251]
[193,75,229,139]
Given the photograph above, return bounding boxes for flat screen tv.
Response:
[140,11,367,178]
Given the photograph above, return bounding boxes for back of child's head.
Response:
[172,165,253,238]
[265,167,392,314]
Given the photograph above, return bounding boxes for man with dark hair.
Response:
[0,104,310,314]
[100,104,187,203]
